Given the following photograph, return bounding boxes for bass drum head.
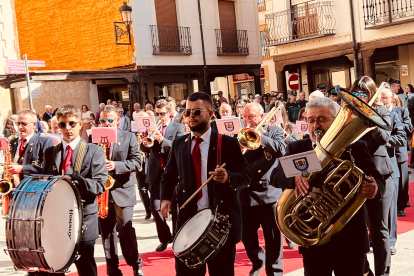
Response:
[173,209,212,253]
[41,179,81,271]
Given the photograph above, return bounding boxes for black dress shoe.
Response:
[155,242,168,252]
[390,246,397,255]
[407,202,411,207]
[145,213,151,220]
[397,210,406,217]
[249,266,264,276]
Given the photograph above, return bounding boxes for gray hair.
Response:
[305,97,337,117]
[56,105,81,120]
[17,109,37,122]
[245,103,264,115]
[381,88,393,97]
[134,102,141,108]
[103,104,118,114]
[99,103,105,107]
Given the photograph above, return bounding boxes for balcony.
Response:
[215,29,249,56]
[258,0,266,12]
[265,1,336,46]
[150,25,192,55]
[260,30,271,60]
[363,0,414,29]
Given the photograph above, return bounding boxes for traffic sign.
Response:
[288,74,299,90]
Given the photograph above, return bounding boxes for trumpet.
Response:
[97,137,115,219]
[237,105,282,153]
[142,121,163,148]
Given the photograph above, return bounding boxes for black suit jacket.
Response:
[145,121,185,186]
[392,106,413,163]
[240,125,286,206]
[360,106,394,178]
[40,139,107,241]
[41,112,52,122]
[270,139,385,253]
[10,135,54,178]
[120,116,131,132]
[160,129,252,244]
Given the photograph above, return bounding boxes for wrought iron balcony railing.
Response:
[258,0,266,12]
[363,0,414,29]
[215,29,249,56]
[150,25,192,55]
[265,1,336,46]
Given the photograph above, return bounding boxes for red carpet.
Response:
[69,182,414,276]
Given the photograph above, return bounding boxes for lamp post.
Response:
[119,1,132,31]
[114,1,133,45]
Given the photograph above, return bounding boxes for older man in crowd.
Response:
[42,105,53,122]
[132,103,141,121]
[95,103,105,125]
[118,107,131,132]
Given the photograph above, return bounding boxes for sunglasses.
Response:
[352,91,369,99]
[100,118,116,124]
[183,109,210,117]
[155,112,167,116]
[15,122,34,127]
[118,110,124,113]
[58,121,80,129]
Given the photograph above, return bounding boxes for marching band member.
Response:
[97,105,144,276]
[160,92,251,276]
[145,99,185,252]
[166,96,182,123]
[240,103,286,276]
[270,97,385,276]
[38,105,107,276]
[6,109,53,181]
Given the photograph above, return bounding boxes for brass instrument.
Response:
[368,82,387,106]
[97,137,115,219]
[142,121,163,148]
[237,105,282,153]
[276,87,391,248]
[1,144,14,216]
[136,132,145,172]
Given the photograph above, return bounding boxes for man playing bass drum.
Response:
[160,92,251,276]
[270,98,385,276]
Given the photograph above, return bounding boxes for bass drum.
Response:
[173,209,230,269]
[5,176,83,273]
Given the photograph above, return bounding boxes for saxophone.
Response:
[276,87,391,248]
[0,146,14,216]
[136,133,145,172]
[97,139,115,219]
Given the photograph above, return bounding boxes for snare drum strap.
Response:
[217,134,223,166]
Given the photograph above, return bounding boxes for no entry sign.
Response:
[288,74,299,90]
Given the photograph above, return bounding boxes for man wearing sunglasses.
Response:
[240,103,286,276]
[6,109,54,183]
[160,92,251,276]
[270,97,384,276]
[117,107,131,132]
[36,104,107,276]
[96,105,144,276]
[144,99,185,252]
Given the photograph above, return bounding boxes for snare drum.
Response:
[4,176,83,273]
[172,209,231,269]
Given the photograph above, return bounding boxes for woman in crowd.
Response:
[80,104,92,140]
[269,100,298,144]
[406,84,414,98]
[3,118,16,138]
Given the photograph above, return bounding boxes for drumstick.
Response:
[180,163,226,210]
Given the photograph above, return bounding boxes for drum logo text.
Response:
[68,209,73,240]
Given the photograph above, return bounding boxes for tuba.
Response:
[238,105,282,153]
[276,87,390,248]
[97,138,115,219]
[0,146,14,216]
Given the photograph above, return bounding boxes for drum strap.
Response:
[217,134,223,166]
[53,141,86,175]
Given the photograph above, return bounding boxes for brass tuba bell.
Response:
[276,87,391,248]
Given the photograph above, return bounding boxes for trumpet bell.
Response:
[142,137,154,148]
[0,179,13,196]
[106,176,115,190]
[237,128,261,151]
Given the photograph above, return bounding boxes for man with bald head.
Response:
[219,103,233,117]
[95,103,105,125]
[240,103,286,276]
[42,105,53,122]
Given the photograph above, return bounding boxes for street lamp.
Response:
[114,1,133,45]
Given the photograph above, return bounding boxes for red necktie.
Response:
[170,115,174,122]
[19,139,26,156]
[62,145,73,174]
[192,137,203,199]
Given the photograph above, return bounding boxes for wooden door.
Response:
[293,2,318,39]
[218,1,237,52]
[154,0,179,51]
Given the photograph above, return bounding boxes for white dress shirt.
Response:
[191,127,211,211]
[62,136,81,172]
[13,132,35,163]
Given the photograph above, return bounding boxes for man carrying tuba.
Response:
[270,97,385,276]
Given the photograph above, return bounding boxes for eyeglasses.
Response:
[183,109,210,117]
[100,118,116,124]
[15,122,34,127]
[118,110,124,113]
[155,112,167,116]
[352,91,369,99]
[58,121,80,129]
[306,116,335,125]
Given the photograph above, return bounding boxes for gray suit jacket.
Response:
[40,139,107,241]
[121,116,131,132]
[392,106,413,163]
[10,134,54,179]
[108,131,141,207]
[386,111,406,179]
[145,121,185,186]
[170,111,182,123]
